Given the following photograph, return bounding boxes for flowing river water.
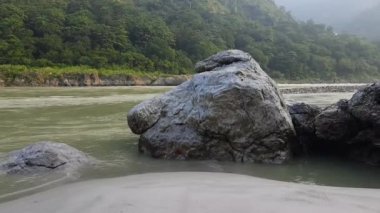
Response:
[1,85,380,201]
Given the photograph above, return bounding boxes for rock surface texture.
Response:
[288,103,321,153]
[0,141,91,175]
[289,82,380,165]
[128,50,296,164]
[346,82,380,165]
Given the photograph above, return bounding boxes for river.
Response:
[1,86,379,201]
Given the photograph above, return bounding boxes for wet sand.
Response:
[0,172,379,213]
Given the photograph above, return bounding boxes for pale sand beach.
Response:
[0,172,379,213]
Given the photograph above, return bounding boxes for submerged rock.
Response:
[128,50,296,164]
[0,141,92,175]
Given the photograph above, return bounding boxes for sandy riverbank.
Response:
[0,172,379,213]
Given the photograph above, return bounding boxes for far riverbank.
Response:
[0,65,375,89]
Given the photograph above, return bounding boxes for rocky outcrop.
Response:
[97,75,153,86]
[289,82,380,165]
[128,50,296,164]
[0,141,92,175]
[151,75,191,86]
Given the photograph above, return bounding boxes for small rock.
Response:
[0,142,92,175]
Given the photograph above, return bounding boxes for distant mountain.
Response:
[273,0,379,34]
[343,4,380,41]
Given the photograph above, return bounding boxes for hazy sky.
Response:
[274,0,380,29]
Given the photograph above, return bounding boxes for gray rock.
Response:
[349,82,380,128]
[128,97,165,135]
[348,130,380,165]
[288,103,321,135]
[314,100,358,142]
[195,49,251,73]
[290,82,380,165]
[128,50,296,164]
[0,142,92,175]
[288,103,321,153]
[346,82,380,165]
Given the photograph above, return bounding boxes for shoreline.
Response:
[0,71,371,91]
[0,172,379,213]
[0,78,368,94]
[279,84,366,94]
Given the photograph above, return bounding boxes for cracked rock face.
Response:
[349,82,380,128]
[288,103,321,153]
[315,100,359,142]
[0,142,91,175]
[128,50,296,164]
[347,82,380,165]
[288,103,321,136]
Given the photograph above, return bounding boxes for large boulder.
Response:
[0,141,92,175]
[128,50,296,164]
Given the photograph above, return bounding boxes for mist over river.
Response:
[1,85,380,201]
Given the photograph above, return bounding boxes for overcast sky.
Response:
[273,0,380,29]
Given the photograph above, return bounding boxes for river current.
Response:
[1,86,379,201]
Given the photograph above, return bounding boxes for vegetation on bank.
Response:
[1,0,380,82]
[0,65,377,84]
[0,65,165,80]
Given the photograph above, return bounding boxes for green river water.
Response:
[1,86,380,201]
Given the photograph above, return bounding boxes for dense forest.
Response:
[1,0,380,81]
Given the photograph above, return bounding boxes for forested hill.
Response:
[1,0,380,81]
